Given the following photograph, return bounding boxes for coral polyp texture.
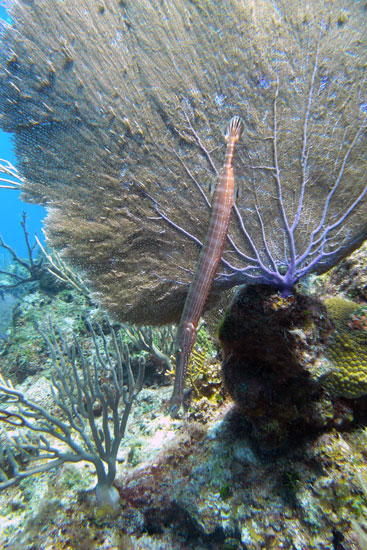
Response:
[325,296,367,399]
[0,0,367,323]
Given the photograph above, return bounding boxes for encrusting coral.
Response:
[0,0,366,324]
[324,296,367,399]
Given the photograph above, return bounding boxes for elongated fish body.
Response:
[170,116,244,416]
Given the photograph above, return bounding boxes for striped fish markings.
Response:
[170,116,244,416]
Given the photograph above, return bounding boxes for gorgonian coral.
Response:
[0,0,366,323]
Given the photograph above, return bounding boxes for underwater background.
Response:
[0,4,45,263]
[1,1,367,549]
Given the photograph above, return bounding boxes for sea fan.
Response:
[0,0,366,324]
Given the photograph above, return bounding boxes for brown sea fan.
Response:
[0,0,366,324]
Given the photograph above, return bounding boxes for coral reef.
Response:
[217,284,367,451]
[116,411,367,550]
[324,296,367,398]
[317,241,367,303]
[0,288,92,382]
[0,318,145,507]
[4,395,367,549]
[219,285,328,450]
[0,292,16,342]
[0,212,46,294]
[2,248,367,547]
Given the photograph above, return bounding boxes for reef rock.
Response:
[218,285,367,450]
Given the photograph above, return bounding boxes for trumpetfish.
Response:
[170,115,244,416]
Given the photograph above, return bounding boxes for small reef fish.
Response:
[170,115,244,416]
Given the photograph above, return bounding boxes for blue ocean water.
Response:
[0,5,46,265]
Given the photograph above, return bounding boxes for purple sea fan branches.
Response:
[151,51,367,299]
[215,75,367,296]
